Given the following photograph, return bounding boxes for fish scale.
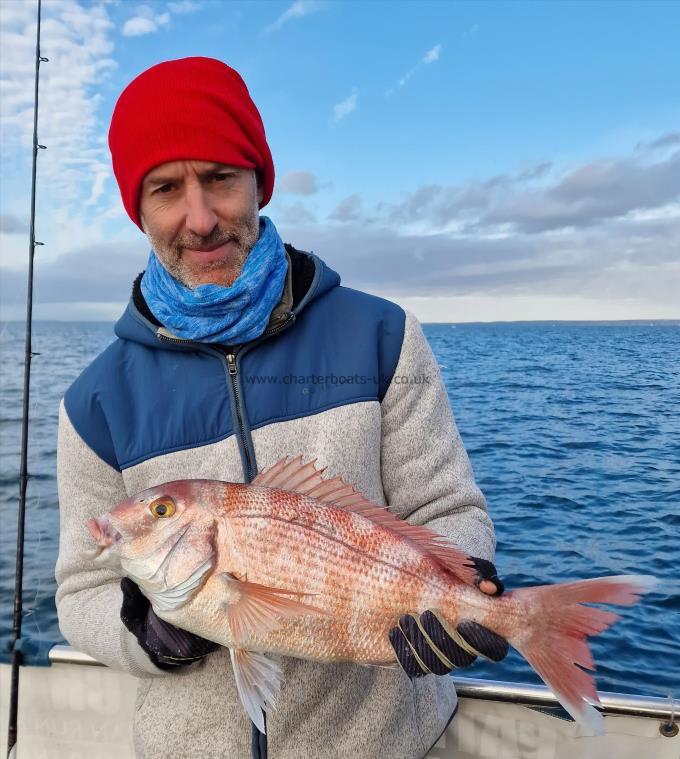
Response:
[220,503,445,661]
[232,492,446,595]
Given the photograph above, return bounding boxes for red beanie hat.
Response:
[108,57,274,230]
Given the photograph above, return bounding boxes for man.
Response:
[55,57,506,759]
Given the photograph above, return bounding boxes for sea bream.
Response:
[87,455,655,735]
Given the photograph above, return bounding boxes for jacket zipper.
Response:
[224,349,253,480]
[222,313,295,482]
[156,332,197,345]
[155,313,295,484]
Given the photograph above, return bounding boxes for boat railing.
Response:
[46,643,676,723]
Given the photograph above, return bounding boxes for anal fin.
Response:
[230,648,282,734]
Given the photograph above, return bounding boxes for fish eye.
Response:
[149,498,176,519]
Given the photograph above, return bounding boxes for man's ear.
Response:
[256,174,264,204]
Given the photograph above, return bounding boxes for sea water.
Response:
[1,320,678,698]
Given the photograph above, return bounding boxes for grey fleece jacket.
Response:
[55,249,495,759]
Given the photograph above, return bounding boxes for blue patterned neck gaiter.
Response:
[141,216,288,345]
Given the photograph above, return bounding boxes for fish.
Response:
[86,454,656,735]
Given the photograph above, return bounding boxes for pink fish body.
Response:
[88,455,655,734]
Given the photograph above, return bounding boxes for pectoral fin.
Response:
[229,648,282,734]
[220,572,328,644]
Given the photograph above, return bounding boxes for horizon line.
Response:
[2,318,679,326]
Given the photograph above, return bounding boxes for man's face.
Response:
[139,160,263,288]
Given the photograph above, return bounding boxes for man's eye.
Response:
[156,184,174,194]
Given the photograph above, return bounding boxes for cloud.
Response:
[639,131,680,151]
[0,214,28,234]
[0,0,117,216]
[387,43,443,95]
[86,167,109,206]
[277,202,315,225]
[517,162,553,181]
[122,5,170,37]
[423,44,441,64]
[330,194,362,223]
[0,239,148,307]
[122,17,157,36]
[379,175,513,229]
[332,89,357,123]
[276,213,680,309]
[265,1,325,33]
[271,136,679,318]
[167,1,201,13]
[279,170,318,196]
[464,23,479,40]
[122,1,198,37]
[484,151,680,232]
[6,205,676,321]
[370,147,679,235]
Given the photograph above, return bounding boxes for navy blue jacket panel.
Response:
[64,251,406,472]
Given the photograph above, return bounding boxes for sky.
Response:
[0,0,678,322]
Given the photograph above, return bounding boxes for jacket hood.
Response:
[114,247,341,349]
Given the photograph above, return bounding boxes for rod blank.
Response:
[6,0,46,756]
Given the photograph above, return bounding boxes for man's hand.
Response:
[388,557,509,678]
[120,577,220,670]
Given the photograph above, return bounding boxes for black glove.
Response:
[120,577,220,670]
[388,557,509,678]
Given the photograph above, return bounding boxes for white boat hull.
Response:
[1,648,677,758]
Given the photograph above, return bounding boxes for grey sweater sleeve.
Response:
[380,310,496,561]
[55,401,170,677]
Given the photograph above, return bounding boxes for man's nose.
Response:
[184,185,218,237]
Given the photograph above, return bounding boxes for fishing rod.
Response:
[6,0,47,755]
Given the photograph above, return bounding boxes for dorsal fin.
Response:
[252,455,326,494]
[252,455,478,586]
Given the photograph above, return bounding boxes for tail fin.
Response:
[508,574,656,735]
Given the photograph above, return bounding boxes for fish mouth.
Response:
[86,517,122,556]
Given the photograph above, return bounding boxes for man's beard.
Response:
[145,213,260,288]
